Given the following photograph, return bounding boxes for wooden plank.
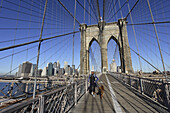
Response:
[69,74,169,113]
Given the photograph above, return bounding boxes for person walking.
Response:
[88,70,98,97]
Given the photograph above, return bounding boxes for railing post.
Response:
[139,77,143,94]
[163,83,170,111]
[39,95,45,113]
[122,74,124,82]
[74,82,77,105]
[85,76,88,93]
[129,75,131,87]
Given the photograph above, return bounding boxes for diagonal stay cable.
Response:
[105,0,115,21]
[124,43,163,74]
[39,37,71,68]
[0,31,70,44]
[107,1,127,21]
[76,0,97,22]
[128,21,170,26]
[135,28,170,45]
[103,0,105,21]
[106,0,118,21]
[3,37,69,76]
[96,0,100,21]
[0,36,68,60]
[125,0,139,19]
[0,31,80,51]
[87,0,98,22]
[57,0,80,25]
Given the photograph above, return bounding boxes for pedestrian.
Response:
[88,70,98,97]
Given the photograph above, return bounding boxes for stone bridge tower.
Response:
[80,19,133,74]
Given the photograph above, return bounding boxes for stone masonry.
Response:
[80,18,133,74]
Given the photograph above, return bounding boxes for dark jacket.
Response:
[88,74,99,86]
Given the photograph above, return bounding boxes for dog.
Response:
[97,85,104,99]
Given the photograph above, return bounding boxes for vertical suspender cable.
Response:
[97,0,101,21]
[9,0,20,96]
[118,0,123,18]
[146,0,167,80]
[88,0,90,24]
[27,0,34,61]
[127,2,142,72]
[84,0,85,23]
[127,0,143,93]
[113,0,118,21]
[103,0,105,21]
[33,0,48,99]
[147,1,169,109]
[10,0,21,75]
[72,0,76,66]
[32,0,48,111]
[147,0,169,109]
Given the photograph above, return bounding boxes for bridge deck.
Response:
[69,74,168,113]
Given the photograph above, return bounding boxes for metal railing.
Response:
[0,77,88,113]
[110,72,170,111]
[0,76,85,99]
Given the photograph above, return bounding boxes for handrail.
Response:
[0,98,40,113]
[0,77,88,113]
[109,72,170,111]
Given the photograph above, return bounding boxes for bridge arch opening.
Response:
[88,37,101,73]
[107,36,121,73]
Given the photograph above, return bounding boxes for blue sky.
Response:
[0,0,169,75]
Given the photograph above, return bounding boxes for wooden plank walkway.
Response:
[69,74,169,113]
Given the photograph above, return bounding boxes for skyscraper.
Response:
[41,67,48,76]
[59,68,65,75]
[110,59,117,72]
[17,64,22,77]
[72,65,75,75]
[57,60,60,68]
[38,69,42,76]
[53,60,60,75]
[68,66,73,75]
[92,65,95,71]
[29,64,36,76]
[65,66,69,75]
[21,62,32,77]
[48,62,53,75]
[53,62,57,68]
[64,61,68,69]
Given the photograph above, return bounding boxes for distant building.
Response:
[110,59,117,72]
[54,67,60,75]
[38,69,42,76]
[17,64,22,77]
[41,67,48,76]
[48,62,53,75]
[21,62,32,77]
[29,64,36,76]
[75,69,79,76]
[92,65,95,71]
[54,68,57,75]
[68,66,73,75]
[59,68,65,75]
[57,60,60,68]
[72,65,75,75]
[64,61,68,69]
[53,62,57,68]
[65,65,73,75]
[65,66,69,75]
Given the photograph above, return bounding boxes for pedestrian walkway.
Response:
[69,74,169,113]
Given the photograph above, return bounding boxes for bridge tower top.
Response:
[80,19,133,74]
